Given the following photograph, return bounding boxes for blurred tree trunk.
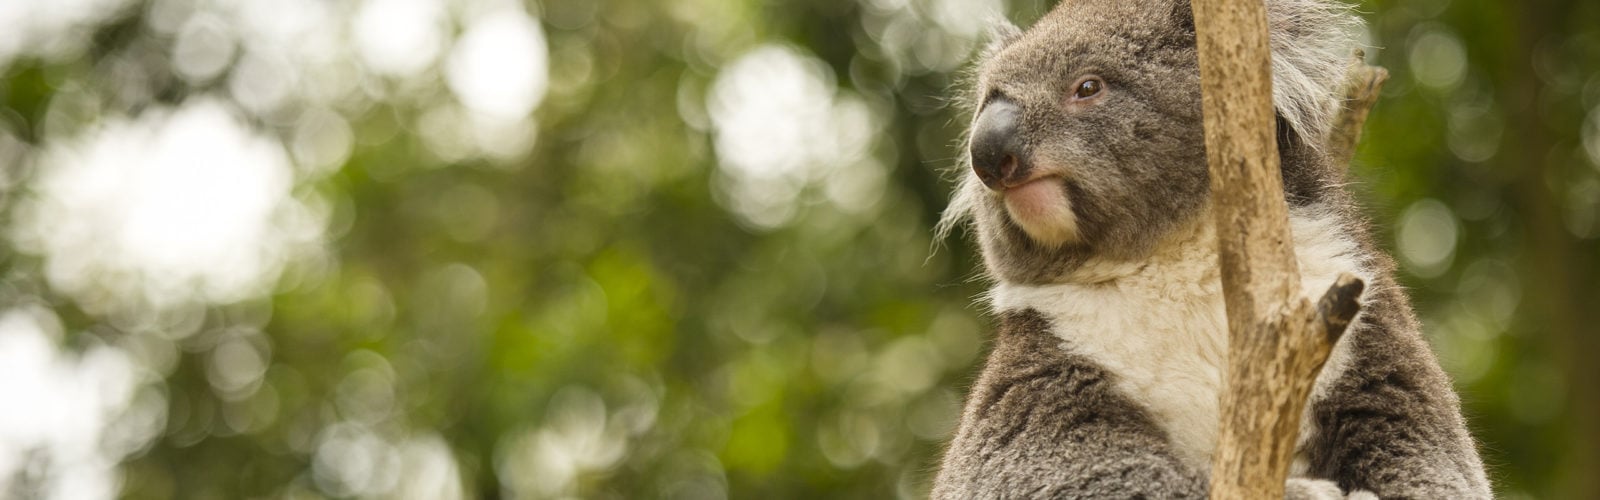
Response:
[1503,1,1600,497]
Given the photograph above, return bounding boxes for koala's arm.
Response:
[1301,286,1493,499]
[933,311,1209,499]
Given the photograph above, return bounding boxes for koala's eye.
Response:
[1072,77,1104,100]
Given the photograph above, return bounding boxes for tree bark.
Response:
[1328,53,1389,170]
[1189,0,1367,498]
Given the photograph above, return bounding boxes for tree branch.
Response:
[1189,1,1368,498]
[1328,51,1389,169]
[1316,273,1366,341]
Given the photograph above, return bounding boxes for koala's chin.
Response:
[1000,178,1079,248]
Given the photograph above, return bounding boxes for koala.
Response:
[931,0,1492,498]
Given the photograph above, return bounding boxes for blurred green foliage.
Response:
[0,0,1597,498]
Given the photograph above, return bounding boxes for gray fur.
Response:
[933,0,1490,498]
[939,0,1212,285]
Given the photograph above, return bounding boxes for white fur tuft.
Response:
[1266,0,1364,145]
[936,174,984,243]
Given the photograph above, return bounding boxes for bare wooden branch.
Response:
[1328,51,1390,169]
[1316,273,1366,341]
[1189,1,1369,498]
[1191,0,1297,313]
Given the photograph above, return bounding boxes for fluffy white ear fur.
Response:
[1266,0,1363,145]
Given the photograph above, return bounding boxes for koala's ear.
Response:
[980,21,1023,61]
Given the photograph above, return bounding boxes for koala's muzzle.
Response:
[970,97,1029,191]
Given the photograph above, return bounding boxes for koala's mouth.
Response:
[1004,176,1057,200]
[1001,176,1079,247]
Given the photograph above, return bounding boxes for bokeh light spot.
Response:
[446,8,549,120]
[15,98,321,311]
[708,44,883,229]
[1396,198,1459,278]
[353,0,445,77]
[1408,25,1468,90]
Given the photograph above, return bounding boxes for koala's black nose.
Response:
[970,97,1026,191]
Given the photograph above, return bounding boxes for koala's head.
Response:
[939,0,1359,285]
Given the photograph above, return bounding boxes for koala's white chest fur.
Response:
[989,207,1369,470]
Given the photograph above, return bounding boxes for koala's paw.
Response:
[1284,478,1378,500]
